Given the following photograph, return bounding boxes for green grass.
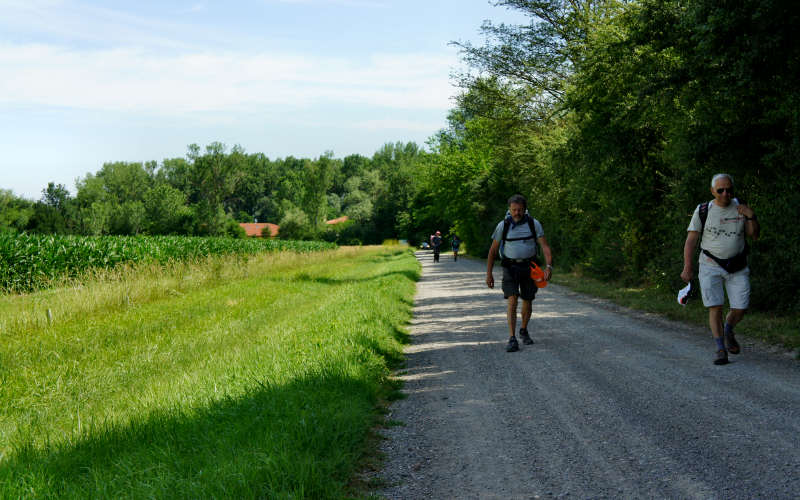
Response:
[551,271,800,355]
[0,246,419,499]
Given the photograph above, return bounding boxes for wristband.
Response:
[546,264,553,270]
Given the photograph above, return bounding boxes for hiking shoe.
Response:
[725,331,741,355]
[713,349,729,365]
[506,336,519,352]
[519,328,533,345]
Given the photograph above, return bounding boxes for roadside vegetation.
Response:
[551,272,800,355]
[0,246,418,498]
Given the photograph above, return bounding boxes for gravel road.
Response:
[374,251,800,499]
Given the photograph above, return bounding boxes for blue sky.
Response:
[0,0,528,200]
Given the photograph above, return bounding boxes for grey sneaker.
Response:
[714,349,729,365]
[519,328,533,345]
[506,336,519,352]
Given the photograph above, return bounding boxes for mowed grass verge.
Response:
[0,246,419,498]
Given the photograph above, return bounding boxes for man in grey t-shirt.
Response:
[486,194,553,352]
[681,173,760,365]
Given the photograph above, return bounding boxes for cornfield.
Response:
[0,233,335,294]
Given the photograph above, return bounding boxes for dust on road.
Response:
[375,251,800,499]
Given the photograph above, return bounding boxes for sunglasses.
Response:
[716,187,734,194]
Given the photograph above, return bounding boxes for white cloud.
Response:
[0,1,221,50]
[0,43,457,114]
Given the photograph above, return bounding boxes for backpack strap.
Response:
[502,215,538,243]
[500,215,539,263]
[698,202,709,243]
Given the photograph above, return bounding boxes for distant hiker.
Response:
[681,173,760,365]
[432,231,443,263]
[452,235,461,261]
[486,194,553,352]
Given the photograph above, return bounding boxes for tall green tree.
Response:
[0,190,34,234]
[446,0,800,310]
[28,182,72,234]
[143,184,192,234]
[73,174,112,235]
[629,0,800,307]
[302,153,337,227]
[185,142,247,235]
[41,182,71,211]
[362,142,432,242]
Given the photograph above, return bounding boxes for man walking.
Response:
[452,235,461,261]
[486,194,553,352]
[432,231,443,263]
[681,173,760,365]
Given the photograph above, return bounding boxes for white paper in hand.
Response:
[677,282,691,305]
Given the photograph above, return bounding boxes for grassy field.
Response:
[551,271,800,355]
[0,246,418,498]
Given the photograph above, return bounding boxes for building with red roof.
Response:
[239,222,279,238]
[325,216,350,225]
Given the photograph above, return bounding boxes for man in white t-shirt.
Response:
[681,173,760,365]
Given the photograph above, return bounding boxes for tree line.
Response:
[2,0,797,312]
[0,142,436,245]
[420,0,799,312]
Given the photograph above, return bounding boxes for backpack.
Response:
[696,199,749,273]
[500,214,540,265]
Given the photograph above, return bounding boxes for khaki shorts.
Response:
[698,260,750,309]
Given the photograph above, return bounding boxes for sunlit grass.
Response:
[0,246,419,498]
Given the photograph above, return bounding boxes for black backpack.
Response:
[500,214,540,265]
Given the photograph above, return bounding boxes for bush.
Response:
[278,208,311,240]
[225,220,247,239]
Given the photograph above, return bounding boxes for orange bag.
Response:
[529,262,548,288]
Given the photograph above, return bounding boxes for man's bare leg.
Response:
[507,295,518,338]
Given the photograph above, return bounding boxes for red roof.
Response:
[325,216,350,225]
[239,223,279,237]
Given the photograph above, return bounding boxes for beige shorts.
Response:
[698,259,750,309]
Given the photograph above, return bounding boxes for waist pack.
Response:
[702,247,748,274]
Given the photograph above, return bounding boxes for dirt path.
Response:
[374,251,800,499]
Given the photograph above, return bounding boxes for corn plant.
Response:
[0,234,335,294]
